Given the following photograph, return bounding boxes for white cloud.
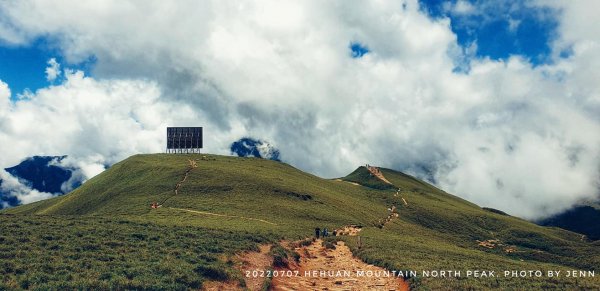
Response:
[0,79,10,112]
[452,0,476,15]
[0,69,211,196]
[0,0,598,219]
[0,170,53,205]
[45,58,61,82]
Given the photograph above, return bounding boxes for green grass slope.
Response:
[1,154,598,290]
[7,154,389,233]
[342,167,599,289]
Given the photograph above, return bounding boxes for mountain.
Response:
[0,156,82,209]
[1,154,598,290]
[5,156,74,194]
[230,137,281,161]
[539,202,600,240]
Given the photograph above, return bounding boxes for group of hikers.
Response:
[315,227,336,238]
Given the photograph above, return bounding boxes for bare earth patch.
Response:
[366,166,393,185]
[271,239,409,291]
[238,244,273,291]
[202,280,241,291]
[202,244,273,291]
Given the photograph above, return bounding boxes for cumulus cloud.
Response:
[0,67,212,206]
[0,0,598,219]
[45,58,61,82]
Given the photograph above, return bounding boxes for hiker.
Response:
[315,227,321,239]
[323,228,329,237]
[332,230,337,237]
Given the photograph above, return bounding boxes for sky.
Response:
[0,0,599,220]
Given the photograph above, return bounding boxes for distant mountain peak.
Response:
[1,155,84,209]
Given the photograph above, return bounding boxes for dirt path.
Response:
[202,280,241,291]
[366,165,393,185]
[174,159,197,196]
[334,179,360,186]
[271,240,409,291]
[201,244,272,291]
[238,245,273,290]
[380,211,399,228]
[168,207,278,225]
[158,159,198,206]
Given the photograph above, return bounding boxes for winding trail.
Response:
[187,162,408,290]
[334,179,360,186]
[271,239,410,291]
[159,159,198,205]
[168,207,278,225]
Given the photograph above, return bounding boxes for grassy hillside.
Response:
[340,167,599,289]
[1,154,598,290]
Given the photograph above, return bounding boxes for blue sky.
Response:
[350,42,369,58]
[0,38,95,99]
[419,0,559,65]
[0,40,54,97]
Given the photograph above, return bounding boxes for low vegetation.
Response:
[0,214,273,290]
[1,154,598,289]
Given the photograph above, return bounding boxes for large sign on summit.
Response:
[166,127,203,153]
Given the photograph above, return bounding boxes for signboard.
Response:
[166,127,203,153]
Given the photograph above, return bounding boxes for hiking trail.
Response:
[271,239,410,291]
[154,159,277,225]
[203,245,274,291]
[203,225,410,290]
[366,165,393,185]
[334,178,360,186]
[237,245,273,291]
[335,225,362,236]
[379,205,399,228]
[168,207,277,225]
[158,159,197,206]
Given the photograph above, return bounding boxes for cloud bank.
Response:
[0,0,598,219]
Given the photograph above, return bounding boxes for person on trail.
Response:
[323,228,329,237]
[315,227,321,238]
[332,230,337,237]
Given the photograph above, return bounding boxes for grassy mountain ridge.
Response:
[1,154,598,289]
